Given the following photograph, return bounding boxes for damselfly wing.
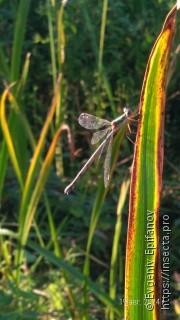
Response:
[64,108,133,194]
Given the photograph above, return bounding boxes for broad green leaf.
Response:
[125,5,177,320]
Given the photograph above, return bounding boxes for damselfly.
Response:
[64,107,135,194]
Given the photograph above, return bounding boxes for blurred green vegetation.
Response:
[0,0,179,319]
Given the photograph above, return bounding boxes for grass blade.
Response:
[10,0,31,83]
[0,87,24,190]
[27,240,122,317]
[109,177,130,319]
[16,124,70,278]
[18,74,62,224]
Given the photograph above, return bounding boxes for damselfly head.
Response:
[123,107,132,117]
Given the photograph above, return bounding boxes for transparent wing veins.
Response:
[78,113,111,130]
[91,127,111,144]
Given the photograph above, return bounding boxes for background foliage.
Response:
[0,0,179,319]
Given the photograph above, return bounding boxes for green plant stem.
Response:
[98,0,109,75]
[47,0,57,91]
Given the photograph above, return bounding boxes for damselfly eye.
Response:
[123,107,132,117]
